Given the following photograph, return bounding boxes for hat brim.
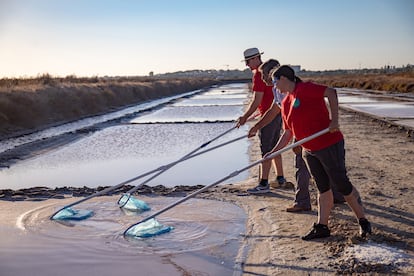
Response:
[241,52,264,62]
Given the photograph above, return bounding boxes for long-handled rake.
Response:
[50,132,247,220]
[117,114,260,211]
[117,125,240,210]
[123,128,330,237]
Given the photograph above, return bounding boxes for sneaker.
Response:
[302,223,330,240]
[276,176,287,185]
[359,218,372,238]
[247,184,270,194]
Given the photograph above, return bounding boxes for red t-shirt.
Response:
[281,82,343,151]
[252,69,274,115]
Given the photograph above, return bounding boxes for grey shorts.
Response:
[303,140,353,196]
[259,113,282,156]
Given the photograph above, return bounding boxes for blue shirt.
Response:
[273,87,286,106]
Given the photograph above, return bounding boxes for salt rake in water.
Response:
[50,127,247,220]
[124,218,174,238]
[51,207,94,220]
[124,128,330,238]
[117,124,241,211]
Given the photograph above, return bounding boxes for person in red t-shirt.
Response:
[248,59,344,213]
[237,48,286,194]
[268,65,372,240]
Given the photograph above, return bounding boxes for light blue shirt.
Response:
[273,87,286,106]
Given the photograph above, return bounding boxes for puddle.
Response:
[0,196,246,275]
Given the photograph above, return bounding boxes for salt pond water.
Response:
[0,83,251,190]
[0,83,250,275]
[337,88,414,128]
[0,196,246,275]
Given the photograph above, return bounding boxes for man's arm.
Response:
[248,102,280,137]
[236,92,263,127]
[267,129,293,155]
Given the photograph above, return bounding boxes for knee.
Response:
[337,183,353,196]
[318,185,331,194]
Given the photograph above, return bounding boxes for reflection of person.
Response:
[237,48,286,194]
[249,59,344,212]
[268,65,372,240]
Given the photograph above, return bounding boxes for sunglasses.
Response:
[245,57,256,65]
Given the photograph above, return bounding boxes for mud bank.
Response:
[0,184,205,202]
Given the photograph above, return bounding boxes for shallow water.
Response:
[0,196,246,275]
[337,90,414,119]
[341,102,414,118]
[0,83,251,190]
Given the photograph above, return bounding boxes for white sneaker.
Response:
[247,184,270,194]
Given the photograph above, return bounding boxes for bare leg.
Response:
[344,186,366,219]
[261,159,272,180]
[272,155,284,177]
[318,189,334,225]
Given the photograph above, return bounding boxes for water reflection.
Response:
[1,196,245,275]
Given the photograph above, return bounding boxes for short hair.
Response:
[272,65,302,83]
[272,65,295,81]
[259,59,280,78]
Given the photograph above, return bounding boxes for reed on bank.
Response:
[301,70,414,94]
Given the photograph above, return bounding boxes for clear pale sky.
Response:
[1,0,413,78]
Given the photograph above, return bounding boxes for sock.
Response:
[259,179,268,186]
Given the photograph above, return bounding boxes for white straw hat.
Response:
[242,47,263,61]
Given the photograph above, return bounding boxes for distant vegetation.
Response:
[299,66,414,93]
[0,65,412,139]
[148,65,414,93]
[154,66,414,93]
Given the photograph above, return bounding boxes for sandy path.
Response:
[202,108,414,275]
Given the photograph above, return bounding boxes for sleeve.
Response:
[252,70,266,93]
[304,82,327,99]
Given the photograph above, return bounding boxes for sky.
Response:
[0,0,413,78]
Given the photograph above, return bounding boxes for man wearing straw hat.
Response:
[237,47,286,194]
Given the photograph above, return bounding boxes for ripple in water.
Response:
[19,196,246,256]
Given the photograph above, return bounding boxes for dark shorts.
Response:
[259,113,282,156]
[303,140,353,196]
